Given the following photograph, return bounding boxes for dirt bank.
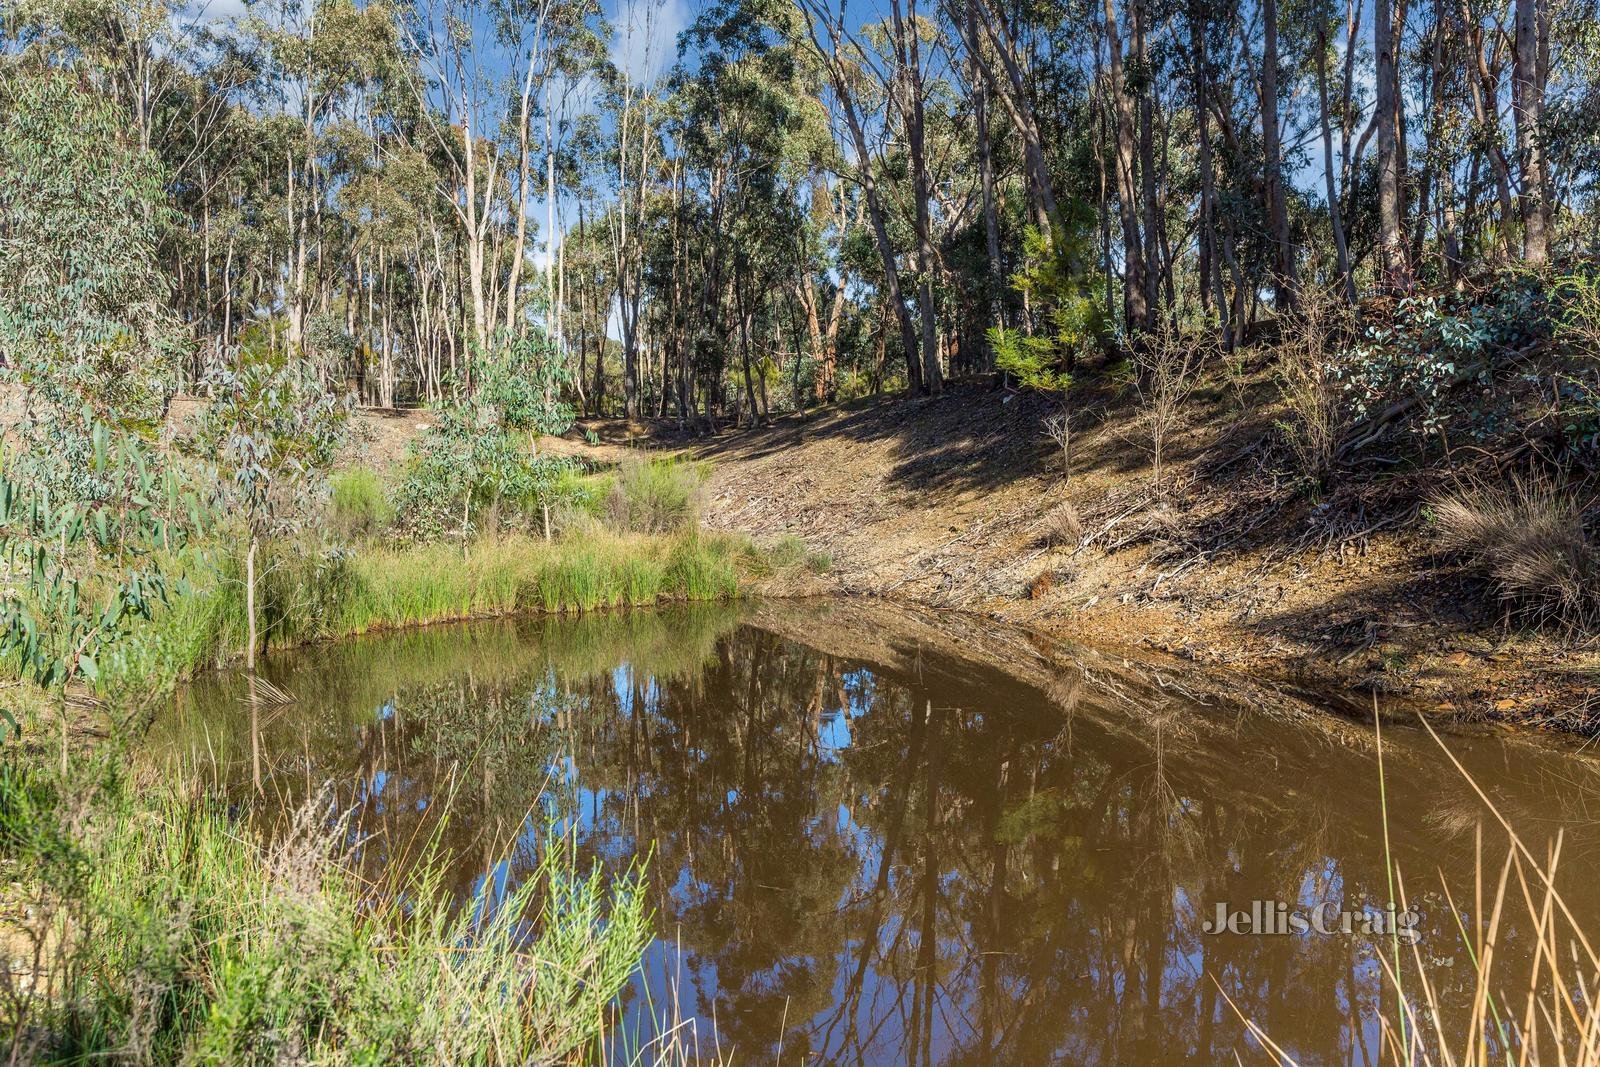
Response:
[675,379,1600,734]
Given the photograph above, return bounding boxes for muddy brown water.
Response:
[145,600,1600,1065]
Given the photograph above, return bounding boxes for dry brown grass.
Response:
[1432,476,1598,631]
[1040,500,1084,547]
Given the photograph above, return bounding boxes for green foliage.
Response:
[0,71,181,510]
[1,765,652,1064]
[0,72,179,425]
[477,329,576,435]
[605,458,708,533]
[328,468,393,540]
[989,325,1073,392]
[394,401,585,542]
[192,353,353,538]
[1553,264,1600,351]
[990,209,1107,390]
[663,532,742,601]
[761,537,838,579]
[1335,272,1551,435]
[126,530,749,661]
[0,423,204,741]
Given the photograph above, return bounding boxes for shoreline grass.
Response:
[107,527,749,697]
[0,762,657,1063]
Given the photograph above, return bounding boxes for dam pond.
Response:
[146,600,1600,1065]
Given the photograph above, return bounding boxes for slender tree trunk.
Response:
[1261,0,1299,310]
[1375,0,1410,288]
[1104,0,1147,333]
[1316,18,1356,302]
[894,0,942,394]
[970,0,1005,341]
[808,22,923,391]
[245,534,258,673]
[1512,0,1551,262]
[1133,0,1161,329]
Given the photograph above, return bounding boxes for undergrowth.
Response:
[0,761,653,1064]
[1431,476,1599,631]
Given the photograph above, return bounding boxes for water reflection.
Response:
[145,601,1600,1065]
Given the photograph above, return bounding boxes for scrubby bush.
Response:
[1335,272,1551,438]
[1432,476,1599,629]
[1127,327,1208,497]
[1274,290,1352,486]
[395,399,594,543]
[329,467,392,540]
[606,458,708,533]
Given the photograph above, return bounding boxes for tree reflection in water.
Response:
[146,602,1600,1065]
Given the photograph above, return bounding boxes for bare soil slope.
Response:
[686,379,1600,731]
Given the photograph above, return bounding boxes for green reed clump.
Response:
[664,532,741,601]
[328,467,393,540]
[102,530,751,687]
[0,764,652,1064]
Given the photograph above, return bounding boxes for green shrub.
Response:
[606,458,708,534]
[329,468,392,540]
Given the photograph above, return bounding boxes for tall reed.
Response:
[1229,712,1600,1065]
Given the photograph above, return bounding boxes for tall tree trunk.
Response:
[970,0,1006,341]
[1103,0,1147,333]
[1261,0,1299,310]
[1134,0,1161,329]
[895,0,942,394]
[961,0,1058,232]
[1512,0,1551,263]
[807,19,923,391]
[1375,0,1410,288]
[1316,17,1356,302]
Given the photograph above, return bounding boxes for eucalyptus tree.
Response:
[0,72,200,765]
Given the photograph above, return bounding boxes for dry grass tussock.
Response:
[1431,475,1599,631]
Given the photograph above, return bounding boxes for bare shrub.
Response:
[1127,327,1210,497]
[1274,288,1350,486]
[1042,406,1074,485]
[1432,476,1599,629]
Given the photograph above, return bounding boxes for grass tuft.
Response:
[606,458,708,534]
[329,467,393,540]
[1432,475,1598,630]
